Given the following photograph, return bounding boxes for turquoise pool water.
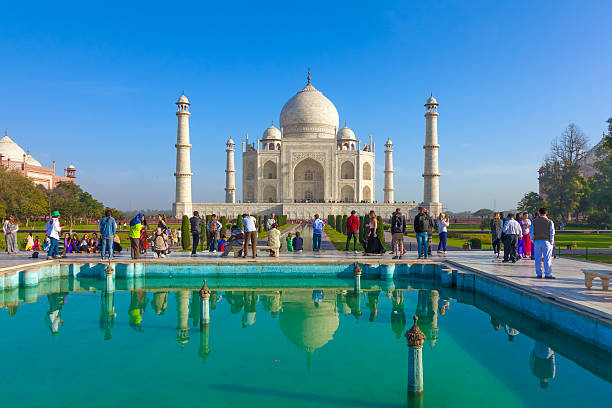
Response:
[1,276,610,407]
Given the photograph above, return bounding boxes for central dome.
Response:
[279,80,339,139]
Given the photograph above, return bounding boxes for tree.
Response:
[328,215,334,229]
[0,167,48,225]
[336,215,342,232]
[181,215,190,250]
[539,123,590,222]
[106,207,125,222]
[584,117,612,227]
[341,214,347,234]
[472,209,494,218]
[517,192,546,215]
[49,182,104,229]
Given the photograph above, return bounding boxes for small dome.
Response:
[177,94,190,104]
[67,164,75,170]
[426,94,438,105]
[262,125,281,140]
[0,134,42,166]
[337,126,356,140]
[385,138,393,146]
[227,138,235,145]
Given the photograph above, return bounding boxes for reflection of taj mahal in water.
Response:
[173,72,443,219]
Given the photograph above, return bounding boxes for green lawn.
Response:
[324,226,365,252]
[561,254,612,264]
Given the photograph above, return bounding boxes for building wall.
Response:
[187,202,418,220]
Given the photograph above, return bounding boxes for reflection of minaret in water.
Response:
[391,290,407,339]
[176,290,191,345]
[415,290,439,347]
[198,280,211,364]
[405,315,425,408]
[99,274,116,341]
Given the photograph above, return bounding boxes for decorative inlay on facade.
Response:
[291,152,327,164]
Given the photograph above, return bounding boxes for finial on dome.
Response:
[4,129,7,137]
[344,120,347,127]
[307,68,311,85]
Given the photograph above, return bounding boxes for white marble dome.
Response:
[0,135,42,166]
[426,95,438,105]
[279,82,339,138]
[262,124,281,140]
[177,94,190,104]
[337,125,356,140]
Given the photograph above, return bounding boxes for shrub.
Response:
[220,216,227,238]
[181,215,190,250]
[336,215,342,233]
[341,215,347,234]
[377,216,385,244]
[470,238,482,249]
[328,215,335,229]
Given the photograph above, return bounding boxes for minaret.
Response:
[384,138,394,203]
[423,94,442,216]
[225,138,236,203]
[174,93,193,218]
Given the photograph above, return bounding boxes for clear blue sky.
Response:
[1,1,610,212]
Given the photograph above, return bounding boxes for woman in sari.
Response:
[33,235,42,251]
[25,233,34,251]
[364,211,385,255]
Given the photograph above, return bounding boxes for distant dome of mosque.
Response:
[279,292,339,354]
[67,164,75,170]
[279,73,339,139]
[0,134,42,166]
[262,124,281,140]
[337,125,356,140]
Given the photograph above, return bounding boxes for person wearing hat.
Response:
[45,211,62,259]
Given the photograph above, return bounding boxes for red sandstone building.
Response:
[0,130,76,189]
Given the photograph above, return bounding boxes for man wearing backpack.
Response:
[413,207,432,259]
[390,208,406,259]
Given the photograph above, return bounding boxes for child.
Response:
[292,231,303,253]
[153,227,168,258]
[217,237,227,253]
[43,236,51,252]
[25,233,34,251]
[286,232,294,252]
[33,235,42,251]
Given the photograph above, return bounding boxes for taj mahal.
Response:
[172,73,442,219]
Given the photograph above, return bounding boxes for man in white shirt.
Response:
[529,207,556,279]
[241,213,257,258]
[45,210,62,259]
[501,213,522,263]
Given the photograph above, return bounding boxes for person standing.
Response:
[311,214,325,252]
[45,212,62,259]
[267,223,281,257]
[128,213,144,259]
[2,217,9,253]
[241,213,257,258]
[529,207,555,279]
[424,209,435,255]
[99,209,117,260]
[293,231,303,253]
[265,212,277,231]
[189,211,203,257]
[490,213,503,258]
[521,212,532,258]
[207,214,222,253]
[364,210,385,255]
[345,210,360,252]
[437,213,450,255]
[501,213,521,263]
[286,232,294,252]
[390,208,406,259]
[413,207,431,259]
[5,216,19,255]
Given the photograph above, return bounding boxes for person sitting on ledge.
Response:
[222,225,244,257]
[268,223,281,257]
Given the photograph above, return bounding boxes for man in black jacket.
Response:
[390,208,406,259]
[413,207,433,259]
[189,211,203,257]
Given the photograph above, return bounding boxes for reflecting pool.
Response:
[1,276,611,407]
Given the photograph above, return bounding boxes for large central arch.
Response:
[293,158,324,202]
